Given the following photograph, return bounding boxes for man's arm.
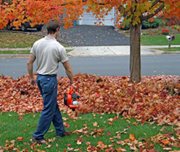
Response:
[62,61,73,85]
[27,54,36,84]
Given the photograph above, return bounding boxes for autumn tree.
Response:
[0,0,85,29]
[85,0,180,82]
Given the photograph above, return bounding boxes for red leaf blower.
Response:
[64,86,80,111]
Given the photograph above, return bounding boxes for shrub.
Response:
[119,22,130,30]
[151,22,159,28]
[142,21,151,29]
[119,18,162,30]
[172,25,180,31]
[120,25,130,30]
[161,28,169,35]
[154,18,165,26]
[142,19,160,29]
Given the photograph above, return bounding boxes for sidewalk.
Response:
[0,45,180,58]
[68,45,180,56]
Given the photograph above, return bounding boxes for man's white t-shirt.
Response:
[30,35,68,75]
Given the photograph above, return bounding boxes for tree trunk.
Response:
[130,24,141,83]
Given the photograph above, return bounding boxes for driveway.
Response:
[59,25,130,46]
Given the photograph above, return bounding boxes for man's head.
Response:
[46,20,60,34]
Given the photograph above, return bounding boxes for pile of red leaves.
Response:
[0,74,179,126]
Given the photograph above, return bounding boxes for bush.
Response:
[119,21,130,30]
[172,25,180,31]
[161,28,169,35]
[151,21,159,28]
[154,18,165,26]
[142,19,160,29]
[120,24,130,30]
[142,21,151,29]
[119,18,161,30]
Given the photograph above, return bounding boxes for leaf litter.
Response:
[0,73,179,151]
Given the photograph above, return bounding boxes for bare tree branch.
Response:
[141,1,164,21]
[151,0,162,8]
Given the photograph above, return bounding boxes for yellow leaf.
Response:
[129,134,136,141]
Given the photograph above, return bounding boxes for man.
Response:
[27,20,73,144]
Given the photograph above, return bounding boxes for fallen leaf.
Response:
[93,122,98,127]
[161,139,170,145]
[129,134,136,141]
[63,122,70,128]
[97,141,107,149]
[16,137,24,142]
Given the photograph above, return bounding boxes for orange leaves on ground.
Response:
[63,122,70,128]
[160,139,170,145]
[129,134,136,141]
[16,137,24,142]
[76,137,83,145]
[0,74,179,126]
[150,133,180,148]
[97,141,107,150]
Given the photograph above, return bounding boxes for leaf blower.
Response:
[64,86,80,111]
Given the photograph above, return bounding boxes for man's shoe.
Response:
[58,132,71,137]
[32,137,47,144]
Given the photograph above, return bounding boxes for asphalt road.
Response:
[0,54,179,79]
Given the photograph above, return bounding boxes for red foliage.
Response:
[161,28,169,35]
[0,74,179,126]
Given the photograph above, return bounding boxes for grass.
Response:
[141,34,180,45]
[158,47,180,52]
[0,112,179,151]
[0,31,43,48]
[0,31,69,49]
[0,49,73,54]
[0,50,30,54]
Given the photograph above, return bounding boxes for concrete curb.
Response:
[0,45,179,58]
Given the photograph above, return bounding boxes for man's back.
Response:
[31,35,68,75]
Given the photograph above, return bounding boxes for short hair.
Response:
[46,20,60,34]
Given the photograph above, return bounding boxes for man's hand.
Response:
[30,78,36,85]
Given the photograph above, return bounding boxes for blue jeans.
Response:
[33,74,65,140]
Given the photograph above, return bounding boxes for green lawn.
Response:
[0,49,73,54]
[158,47,180,52]
[141,34,180,45]
[0,50,30,54]
[0,31,43,48]
[0,112,179,151]
[0,31,69,48]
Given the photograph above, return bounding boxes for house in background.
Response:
[76,8,116,26]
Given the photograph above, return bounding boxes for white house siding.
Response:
[78,8,116,26]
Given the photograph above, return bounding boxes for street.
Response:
[0,54,179,79]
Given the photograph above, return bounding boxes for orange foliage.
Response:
[163,0,180,24]
[0,0,179,29]
[0,0,84,29]
[85,0,180,26]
